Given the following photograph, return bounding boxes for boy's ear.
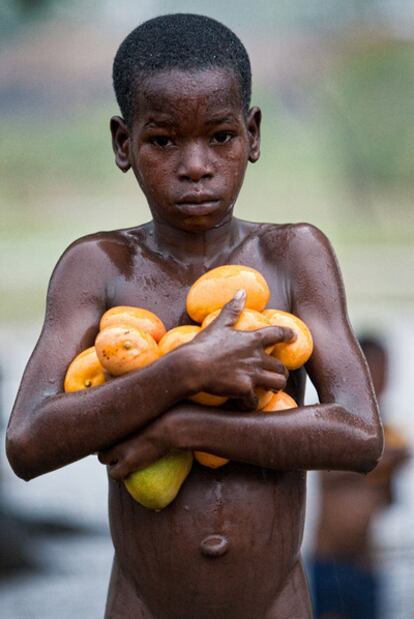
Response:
[247,106,261,163]
[110,116,131,173]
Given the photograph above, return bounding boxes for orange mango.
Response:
[261,390,298,412]
[202,307,270,331]
[64,346,107,392]
[100,306,166,343]
[262,309,313,370]
[202,307,274,355]
[194,451,230,469]
[95,326,159,376]
[186,264,270,324]
[256,388,275,410]
[158,325,201,355]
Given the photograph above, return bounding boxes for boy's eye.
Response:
[150,135,173,148]
[211,131,234,145]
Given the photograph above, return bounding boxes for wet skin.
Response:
[7,69,383,619]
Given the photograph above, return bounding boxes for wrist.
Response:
[161,406,191,451]
[169,344,202,399]
[163,345,202,400]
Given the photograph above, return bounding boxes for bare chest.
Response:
[105,234,291,329]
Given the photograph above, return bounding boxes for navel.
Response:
[199,534,229,558]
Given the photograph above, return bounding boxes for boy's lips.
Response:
[175,195,220,216]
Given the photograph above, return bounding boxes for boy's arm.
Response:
[5,238,198,480]
[100,225,383,479]
[7,238,291,480]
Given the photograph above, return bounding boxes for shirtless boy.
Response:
[7,14,383,619]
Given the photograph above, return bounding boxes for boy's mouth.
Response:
[175,195,220,216]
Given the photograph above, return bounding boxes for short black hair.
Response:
[113,13,252,126]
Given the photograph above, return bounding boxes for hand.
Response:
[98,412,174,480]
[187,290,294,401]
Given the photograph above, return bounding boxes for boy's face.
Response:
[111,68,261,233]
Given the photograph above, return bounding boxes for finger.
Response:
[257,326,296,347]
[98,448,119,466]
[109,459,134,481]
[213,289,246,327]
[261,354,289,378]
[231,397,257,412]
[255,370,288,392]
[236,391,258,411]
[108,440,166,481]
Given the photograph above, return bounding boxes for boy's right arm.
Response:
[7,240,290,481]
[6,239,197,480]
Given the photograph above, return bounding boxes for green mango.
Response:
[124,450,193,510]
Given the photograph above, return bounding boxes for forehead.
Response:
[132,68,243,123]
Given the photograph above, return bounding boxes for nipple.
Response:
[199,534,229,558]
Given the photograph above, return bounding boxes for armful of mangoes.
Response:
[64,265,313,510]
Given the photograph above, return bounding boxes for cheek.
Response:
[136,156,172,195]
[221,150,249,188]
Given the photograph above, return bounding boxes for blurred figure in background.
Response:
[309,336,409,619]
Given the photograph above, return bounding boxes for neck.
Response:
[148,216,243,270]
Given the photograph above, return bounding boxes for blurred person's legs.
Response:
[310,557,378,619]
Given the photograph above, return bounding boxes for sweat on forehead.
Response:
[112,13,252,126]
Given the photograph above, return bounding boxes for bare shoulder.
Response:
[41,225,149,343]
[259,222,347,320]
[259,221,335,262]
[54,226,142,273]
[48,225,148,294]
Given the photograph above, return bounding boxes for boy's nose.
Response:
[177,142,214,182]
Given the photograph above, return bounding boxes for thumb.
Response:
[215,289,246,327]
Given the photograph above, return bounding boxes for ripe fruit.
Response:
[194,451,229,469]
[262,309,313,370]
[186,264,270,324]
[158,325,227,407]
[95,326,159,376]
[261,390,298,412]
[100,306,166,343]
[256,388,274,410]
[64,346,107,392]
[124,450,193,510]
[202,307,274,357]
[158,325,201,356]
[202,307,270,331]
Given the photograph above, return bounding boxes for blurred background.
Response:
[0,0,413,617]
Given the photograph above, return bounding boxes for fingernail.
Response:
[234,289,246,300]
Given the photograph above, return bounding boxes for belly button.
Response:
[199,534,229,558]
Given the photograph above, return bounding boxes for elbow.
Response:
[354,424,384,475]
[6,426,37,481]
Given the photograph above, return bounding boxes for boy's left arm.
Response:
[100,224,383,479]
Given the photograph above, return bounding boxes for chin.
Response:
[178,217,223,234]
[178,209,233,233]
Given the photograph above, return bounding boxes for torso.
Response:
[95,220,311,618]
[315,471,389,566]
